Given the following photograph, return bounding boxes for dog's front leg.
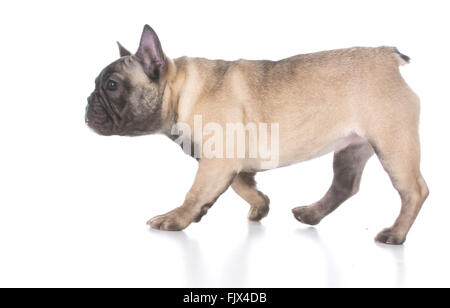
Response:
[147,159,238,231]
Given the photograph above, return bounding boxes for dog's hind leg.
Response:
[369,126,429,245]
[231,172,270,221]
[292,140,374,225]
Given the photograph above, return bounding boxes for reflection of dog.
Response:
[85,25,428,244]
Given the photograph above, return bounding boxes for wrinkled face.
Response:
[86,57,165,136]
[85,25,168,136]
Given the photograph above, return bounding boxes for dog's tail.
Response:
[391,47,411,66]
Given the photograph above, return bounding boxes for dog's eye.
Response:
[106,80,118,91]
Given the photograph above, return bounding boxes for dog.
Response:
[85,25,428,245]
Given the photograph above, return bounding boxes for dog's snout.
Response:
[85,96,92,123]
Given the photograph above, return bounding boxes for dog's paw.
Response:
[248,205,269,221]
[375,228,406,245]
[248,193,270,221]
[147,208,192,231]
[292,205,322,225]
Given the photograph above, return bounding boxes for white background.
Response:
[1,0,449,287]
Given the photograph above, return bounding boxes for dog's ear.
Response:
[117,42,131,57]
[135,25,167,80]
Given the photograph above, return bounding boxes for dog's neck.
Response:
[158,56,192,137]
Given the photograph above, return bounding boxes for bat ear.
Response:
[135,25,167,80]
[117,42,131,57]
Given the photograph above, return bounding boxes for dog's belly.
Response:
[245,130,368,171]
[281,132,367,166]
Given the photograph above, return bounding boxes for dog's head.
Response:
[85,25,168,136]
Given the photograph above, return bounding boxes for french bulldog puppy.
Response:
[86,25,428,245]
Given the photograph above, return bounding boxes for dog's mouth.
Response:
[85,95,116,135]
[86,90,132,136]
[85,119,114,136]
